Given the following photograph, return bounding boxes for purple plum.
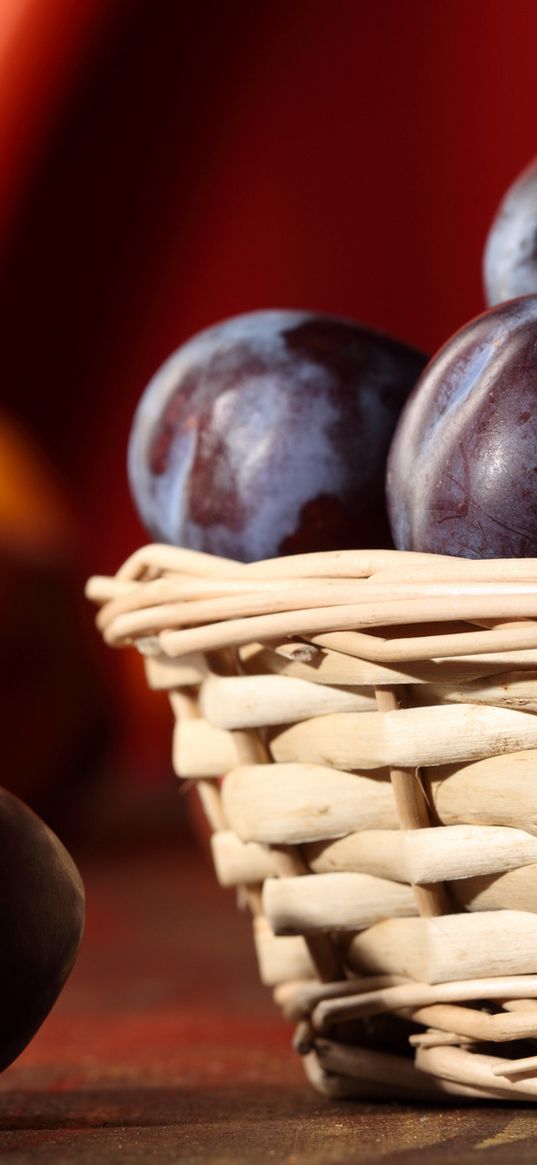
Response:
[128,310,426,562]
[0,788,85,1071]
[386,294,537,558]
[484,157,537,306]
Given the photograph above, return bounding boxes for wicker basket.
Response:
[87,544,537,1101]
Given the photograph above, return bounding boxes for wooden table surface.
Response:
[2,837,537,1163]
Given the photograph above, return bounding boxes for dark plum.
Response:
[128,310,426,562]
[0,788,85,1071]
[386,295,537,558]
[484,157,537,306]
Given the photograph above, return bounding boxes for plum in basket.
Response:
[387,294,537,559]
[128,309,427,561]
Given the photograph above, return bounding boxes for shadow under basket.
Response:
[87,544,537,1101]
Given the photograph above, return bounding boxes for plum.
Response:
[386,294,537,559]
[128,310,426,562]
[0,788,85,1071]
[484,157,537,306]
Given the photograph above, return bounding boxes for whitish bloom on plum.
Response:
[129,309,426,562]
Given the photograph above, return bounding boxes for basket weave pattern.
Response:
[87,545,537,1101]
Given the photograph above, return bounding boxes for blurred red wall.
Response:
[2,0,537,570]
[1,0,536,824]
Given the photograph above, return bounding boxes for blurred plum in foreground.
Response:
[387,295,537,558]
[128,310,427,562]
[0,788,85,1071]
[484,157,537,306]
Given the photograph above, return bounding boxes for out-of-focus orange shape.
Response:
[0,412,110,816]
[0,412,74,558]
[0,0,115,250]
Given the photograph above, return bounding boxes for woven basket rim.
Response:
[86,542,537,660]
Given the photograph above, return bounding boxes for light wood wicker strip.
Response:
[87,545,537,1101]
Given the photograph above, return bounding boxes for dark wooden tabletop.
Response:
[2,838,537,1163]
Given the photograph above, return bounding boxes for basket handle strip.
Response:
[492,1054,537,1077]
[156,605,537,660]
[311,628,537,665]
[310,976,537,1028]
[97,580,537,640]
[110,544,537,583]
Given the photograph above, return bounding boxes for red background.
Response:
[1,0,537,833]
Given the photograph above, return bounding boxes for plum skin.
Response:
[0,788,85,1071]
[484,157,537,306]
[386,295,537,559]
[128,310,427,562]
